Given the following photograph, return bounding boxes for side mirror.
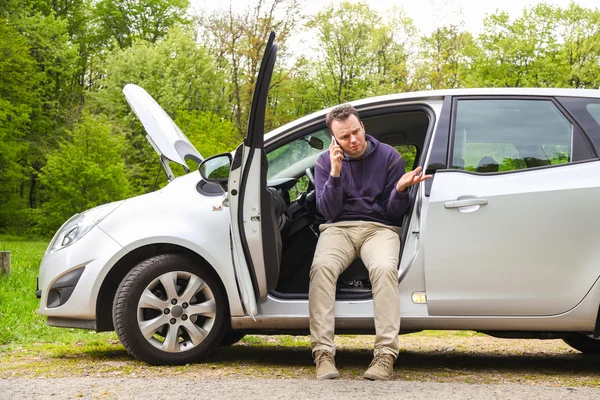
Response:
[305,136,324,150]
[199,153,232,183]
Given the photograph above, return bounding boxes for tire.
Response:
[220,330,246,346]
[113,254,228,365]
[563,333,600,354]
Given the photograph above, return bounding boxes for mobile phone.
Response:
[332,136,338,146]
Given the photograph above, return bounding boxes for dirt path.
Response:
[1,378,599,400]
[2,333,600,398]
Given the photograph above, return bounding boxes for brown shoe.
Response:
[363,354,395,380]
[314,350,340,380]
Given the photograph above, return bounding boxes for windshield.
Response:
[266,129,330,179]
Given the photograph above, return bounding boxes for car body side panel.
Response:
[232,275,600,333]
[97,172,244,317]
[37,226,123,319]
[424,161,600,316]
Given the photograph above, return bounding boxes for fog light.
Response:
[47,266,85,308]
[412,292,427,304]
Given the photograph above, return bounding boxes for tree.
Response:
[37,112,131,233]
[306,1,381,104]
[175,111,239,158]
[94,0,190,49]
[0,11,80,234]
[557,3,600,88]
[200,0,303,134]
[413,25,474,90]
[469,5,562,88]
[369,6,418,95]
[0,20,40,231]
[265,57,326,131]
[305,2,416,105]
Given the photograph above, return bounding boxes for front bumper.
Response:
[37,226,123,321]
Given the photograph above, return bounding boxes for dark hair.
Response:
[325,103,360,129]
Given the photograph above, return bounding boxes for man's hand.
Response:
[396,166,432,192]
[329,137,343,177]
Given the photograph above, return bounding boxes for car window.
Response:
[393,145,417,172]
[459,142,526,172]
[587,104,600,127]
[266,129,330,179]
[289,175,309,202]
[452,99,573,173]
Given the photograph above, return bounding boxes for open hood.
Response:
[123,84,202,179]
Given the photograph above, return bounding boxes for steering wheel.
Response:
[305,167,316,189]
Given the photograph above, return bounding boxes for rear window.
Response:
[452,99,577,173]
[587,104,600,127]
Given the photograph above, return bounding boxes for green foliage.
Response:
[557,3,600,88]
[36,113,131,234]
[0,11,80,233]
[395,145,417,172]
[415,25,474,90]
[0,20,39,230]
[266,60,327,130]
[175,111,239,158]
[201,0,303,134]
[93,0,190,49]
[306,2,417,104]
[306,1,383,104]
[471,6,560,88]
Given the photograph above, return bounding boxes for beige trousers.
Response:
[309,220,401,358]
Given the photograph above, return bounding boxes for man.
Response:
[310,104,431,380]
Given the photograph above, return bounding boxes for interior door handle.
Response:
[444,198,488,209]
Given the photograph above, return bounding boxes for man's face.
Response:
[330,115,367,159]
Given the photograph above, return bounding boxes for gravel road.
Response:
[1,378,599,400]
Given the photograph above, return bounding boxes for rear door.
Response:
[424,96,600,316]
[227,32,279,317]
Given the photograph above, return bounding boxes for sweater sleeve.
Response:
[384,153,410,225]
[315,157,344,222]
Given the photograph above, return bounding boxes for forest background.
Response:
[1,0,600,235]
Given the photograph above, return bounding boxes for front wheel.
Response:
[220,330,246,346]
[563,333,600,354]
[113,254,229,365]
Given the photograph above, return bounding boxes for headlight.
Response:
[46,201,124,254]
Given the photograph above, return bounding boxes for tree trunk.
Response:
[0,251,10,277]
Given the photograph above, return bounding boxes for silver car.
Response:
[37,33,600,365]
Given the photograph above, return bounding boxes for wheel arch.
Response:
[96,243,232,332]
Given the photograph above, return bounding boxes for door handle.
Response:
[444,198,488,209]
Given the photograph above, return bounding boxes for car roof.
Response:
[265,87,600,141]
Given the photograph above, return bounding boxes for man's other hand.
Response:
[396,166,432,192]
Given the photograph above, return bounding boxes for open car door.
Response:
[227,32,279,317]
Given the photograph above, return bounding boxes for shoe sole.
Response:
[317,371,340,380]
[363,372,391,381]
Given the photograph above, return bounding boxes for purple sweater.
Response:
[314,135,410,226]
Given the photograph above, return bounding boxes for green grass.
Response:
[0,236,116,345]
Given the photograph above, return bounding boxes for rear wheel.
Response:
[563,333,600,354]
[113,254,228,365]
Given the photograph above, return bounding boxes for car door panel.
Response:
[424,96,600,317]
[228,32,278,315]
[228,144,258,316]
[425,160,600,316]
[238,147,268,296]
